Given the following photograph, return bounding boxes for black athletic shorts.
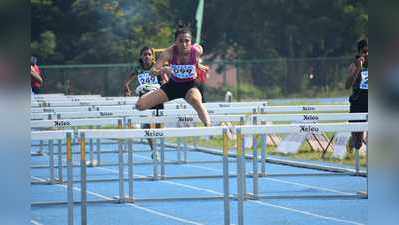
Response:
[349,101,368,123]
[160,79,201,101]
[32,87,41,94]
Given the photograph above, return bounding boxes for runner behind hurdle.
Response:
[346,38,368,151]
[123,47,168,158]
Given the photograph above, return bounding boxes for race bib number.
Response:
[172,65,196,79]
[137,72,158,85]
[360,70,368,90]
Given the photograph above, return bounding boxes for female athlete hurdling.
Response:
[135,24,211,127]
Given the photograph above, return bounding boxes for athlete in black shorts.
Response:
[135,24,211,127]
[346,39,368,150]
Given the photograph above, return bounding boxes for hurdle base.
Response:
[246,193,258,200]
[357,191,368,198]
[86,160,98,167]
[113,196,127,204]
[126,197,135,203]
[45,178,63,185]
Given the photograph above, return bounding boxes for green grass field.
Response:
[166,135,367,167]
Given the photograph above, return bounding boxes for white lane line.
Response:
[251,200,365,225]
[31,219,45,225]
[33,145,364,225]
[96,167,221,195]
[184,164,355,195]
[31,176,204,225]
[264,177,353,195]
[93,166,364,225]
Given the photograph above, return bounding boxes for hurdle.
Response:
[127,114,245,177]
[30,115,238,187]
[73,126,227,225]
[30,115,244,184]
[31,100,268,114]
[31,105,256,120]
[31,94,137,102]
[31,94,266,111]
[53,122,367,225]
[258,104,351,150]
[30,109,155,120]
[234,122,368,225]
[31,99,139,108]
[31,117,124,169]
[130,112,367,178]
[259,105,349,113]
[251,113,368,175]
[31,112,367,183]
[31,102,362,181]
[31,130,74,185]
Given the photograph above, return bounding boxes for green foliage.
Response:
[32,0,367,100]
[32,1,367,65]
[31,30,56,58]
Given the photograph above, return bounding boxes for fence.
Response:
[39,57,353,101]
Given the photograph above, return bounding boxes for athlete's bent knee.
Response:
[135,99,146,111]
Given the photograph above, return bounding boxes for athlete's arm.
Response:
[151,48,173,76]
[345,57,364,90]
[123,73,136,96]
[159,72,169,84]
[31,66,43,83]
[193,44,203,56]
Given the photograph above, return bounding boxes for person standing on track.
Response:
[31,56,44,94]
[123,46,167,158]
[346,38,368,152]
[135,24,211,127]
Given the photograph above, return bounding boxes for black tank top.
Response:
[350,60,368,105]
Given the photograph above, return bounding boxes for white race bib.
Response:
[360,70,368,90]
[171,65,196,79]
[137,72,158,85]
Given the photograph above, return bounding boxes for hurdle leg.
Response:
[95,125,101,166]
[57,139,63,182]
[96,138,101,166]
[183,139,188,163]
[237,129,244,225]
[48,140,55,184]
[240,117,247,200]
[118,139,125,203]
[160,137,166,178]
[153,138,160,179]
[177,137,182,163]
[128,138,134,202]
[261,133,267,176]
[38,140,44,155]
[80,133,88,225]
[193,136,198,150]
[66,133,74,225]
[242,135,247,198]
[355,147,360,175]
[88,135,95,167]
[366,139,369,196]
[252,134,259,199]
[222,129,231,225]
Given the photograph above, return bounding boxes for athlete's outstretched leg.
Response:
[185,88,211,127]
[136,89,168,111]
